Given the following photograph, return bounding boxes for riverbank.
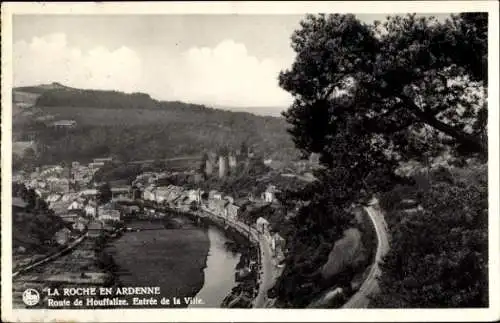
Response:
[189,210,260,308]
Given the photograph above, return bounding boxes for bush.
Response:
[373,165,488,308]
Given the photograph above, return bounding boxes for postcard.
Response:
[1,1,499,322]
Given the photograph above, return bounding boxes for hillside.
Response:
[12,83,299,166]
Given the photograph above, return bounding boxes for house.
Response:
[54,227,72,245]
[208,190,222,200]
[227,203,240,221]
[68,200,85,211]
[169,195,183,208]
[142,185,157,202]
[61,192,80,202]
[187,189,202,203]
[208,198,218,212]
[72,217,89,232]
[262,185,279,203]
[49,120,77,129]
[87,220,104,237]
[84,201,97,217]
[271,232,286,256]
[256,217,270,235]
[111,186,131,200]
[93,157,113,164]
[214,199,230,218]
[122,205,140,216]
[50,200,73,216]
[46,193,61,204]
[99,211,121,222]
[98,204,121,222]
[88,162,105,170]
[154,186,170,204]
[60,210,81,223]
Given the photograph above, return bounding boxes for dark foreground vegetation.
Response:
[271,12,488,308]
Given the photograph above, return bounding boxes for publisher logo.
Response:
[22,289,40,306]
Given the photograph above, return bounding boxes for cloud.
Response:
[13,34,293,109]
[173,39,293,107]
[13,33,143,93]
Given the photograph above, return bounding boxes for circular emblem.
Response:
[22,288,40,306]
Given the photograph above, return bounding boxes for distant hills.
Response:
[12,83,299,166]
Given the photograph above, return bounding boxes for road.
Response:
[127,155,200,165]
[341,197,390,308]
[251,230,274,308]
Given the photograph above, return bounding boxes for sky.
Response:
[12,14,451,115]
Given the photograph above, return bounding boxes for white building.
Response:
[68,200,85,210]
[84,203,97,217]
[142,186,157,202]
[263,185,280,203]
[256,217,270,235]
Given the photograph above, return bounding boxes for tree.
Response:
[372,166,487,308]
[25,188,38,210]
[280,13,487,165]
[97,183,112,205]
[274,13,488,308]
[189,201,198,212]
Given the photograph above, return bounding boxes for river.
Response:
[105,216,240,308]
[189,225,241,308]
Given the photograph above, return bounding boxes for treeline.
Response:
[35,87,209,112]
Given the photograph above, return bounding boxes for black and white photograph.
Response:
[1,1,499,322]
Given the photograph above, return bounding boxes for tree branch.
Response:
[400,95,485,153]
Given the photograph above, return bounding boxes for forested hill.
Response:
[13,83,299,165]
[33,85,207,112]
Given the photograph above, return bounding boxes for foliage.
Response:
[373,165,487,307]
[275,12,488,308]
[93,163,144,184]
[280,13,487,165]
[12,184,67,254]
[273,172,357,307]
[97,183,112,205]
[14,85,298,165]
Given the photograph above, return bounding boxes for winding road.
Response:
[251,231,274,308]
[341,197,390,308]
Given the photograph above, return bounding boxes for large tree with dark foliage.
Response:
[276,13,488,308]
[280,13,487,165]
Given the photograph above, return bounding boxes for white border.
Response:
[1,1,499,322]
